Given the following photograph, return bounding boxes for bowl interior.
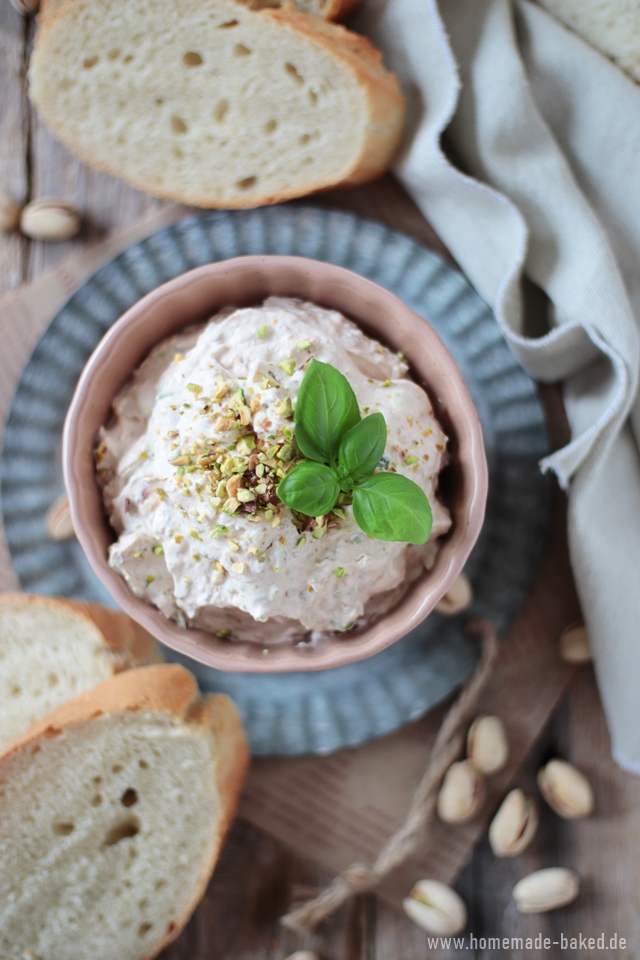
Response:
[63,256,487,672]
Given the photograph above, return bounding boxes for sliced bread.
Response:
[0,663,249,960]
[536,0,640,83]
[0,593,157,752]
[29,0,405,207]
[39,0,360,23]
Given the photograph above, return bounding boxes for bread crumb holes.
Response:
[103,817,140,846]
[171,115,188,134]
[53,821,75,836]
[285,62,304,84]
[183,51,203,66]
[83,55,99,70]
[214,99,229,122]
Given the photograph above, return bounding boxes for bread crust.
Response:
[0,591,157,666]
[29,0,405,208]
[39,0,360,24]
[0,664,249,960]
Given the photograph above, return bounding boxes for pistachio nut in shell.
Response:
[538,759,594,819]
[488,788,538,858]
[467,714,509,775]
[435,572,473,615]
[403,879,467,936]
[559,622,592,664]
[46,494,75,541]
[437,759,486,824]
[513,868,580,914]
[0,192,22,233]
[20,199,81,242]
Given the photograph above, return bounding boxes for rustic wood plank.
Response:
[0,3,29,291]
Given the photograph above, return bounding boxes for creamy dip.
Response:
[97,298,451,644]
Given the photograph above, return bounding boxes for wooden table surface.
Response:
[2,4,640,957]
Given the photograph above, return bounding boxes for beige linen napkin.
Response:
[355,0,640,772]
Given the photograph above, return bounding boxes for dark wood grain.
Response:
[2,4,640,955]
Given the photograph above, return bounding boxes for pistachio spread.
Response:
[97,298,451,644]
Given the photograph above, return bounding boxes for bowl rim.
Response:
[63,254,488,673]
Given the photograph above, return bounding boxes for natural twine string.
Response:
[280,620,499,932]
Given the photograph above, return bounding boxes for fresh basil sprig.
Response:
[277,359,433,544]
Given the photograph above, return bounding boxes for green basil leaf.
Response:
[352,473,433,544]
[277,461,340,517]
[294,359,360,463]
[338,412,387,486]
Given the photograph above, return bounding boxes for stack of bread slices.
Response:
[0,594,249,960]
[29,0,406,207]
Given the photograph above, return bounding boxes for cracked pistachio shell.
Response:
[488,788,538,857]
[513,868,580,914]
[467,714,509,775]
[403,879,467,936]
[437,759,486,824]
[538,759,594,819]
[20,199,81,242]
[435,572,473,615]
[559,622,592,664]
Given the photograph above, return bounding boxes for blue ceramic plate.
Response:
[0,206,549,755]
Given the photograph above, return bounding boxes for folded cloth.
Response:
[355,0,640,771]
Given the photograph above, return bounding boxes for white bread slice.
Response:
[536,0,640,83]
[39,0,360,23]
[0,593,158,753]
[0,664,249,960]
[29,0,405,208]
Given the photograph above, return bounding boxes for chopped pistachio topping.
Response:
[231,561,248,574]
[256,324,269,339]
[278,359,296,376]
[152,545,164,555]
[186,383,202,394]
[276,397,294,418]
[296,536,307,547]
[333,567,346,578]
[296,338,312,351]
[236,436,256,456]
[405,455,420,465]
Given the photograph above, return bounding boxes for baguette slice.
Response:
[536,0,640,83]
[39,0,360,23]
[29,0,405,208]
[0,664,249,960]
[0,593,158,752]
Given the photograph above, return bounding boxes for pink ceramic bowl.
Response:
[63,255,488,673]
